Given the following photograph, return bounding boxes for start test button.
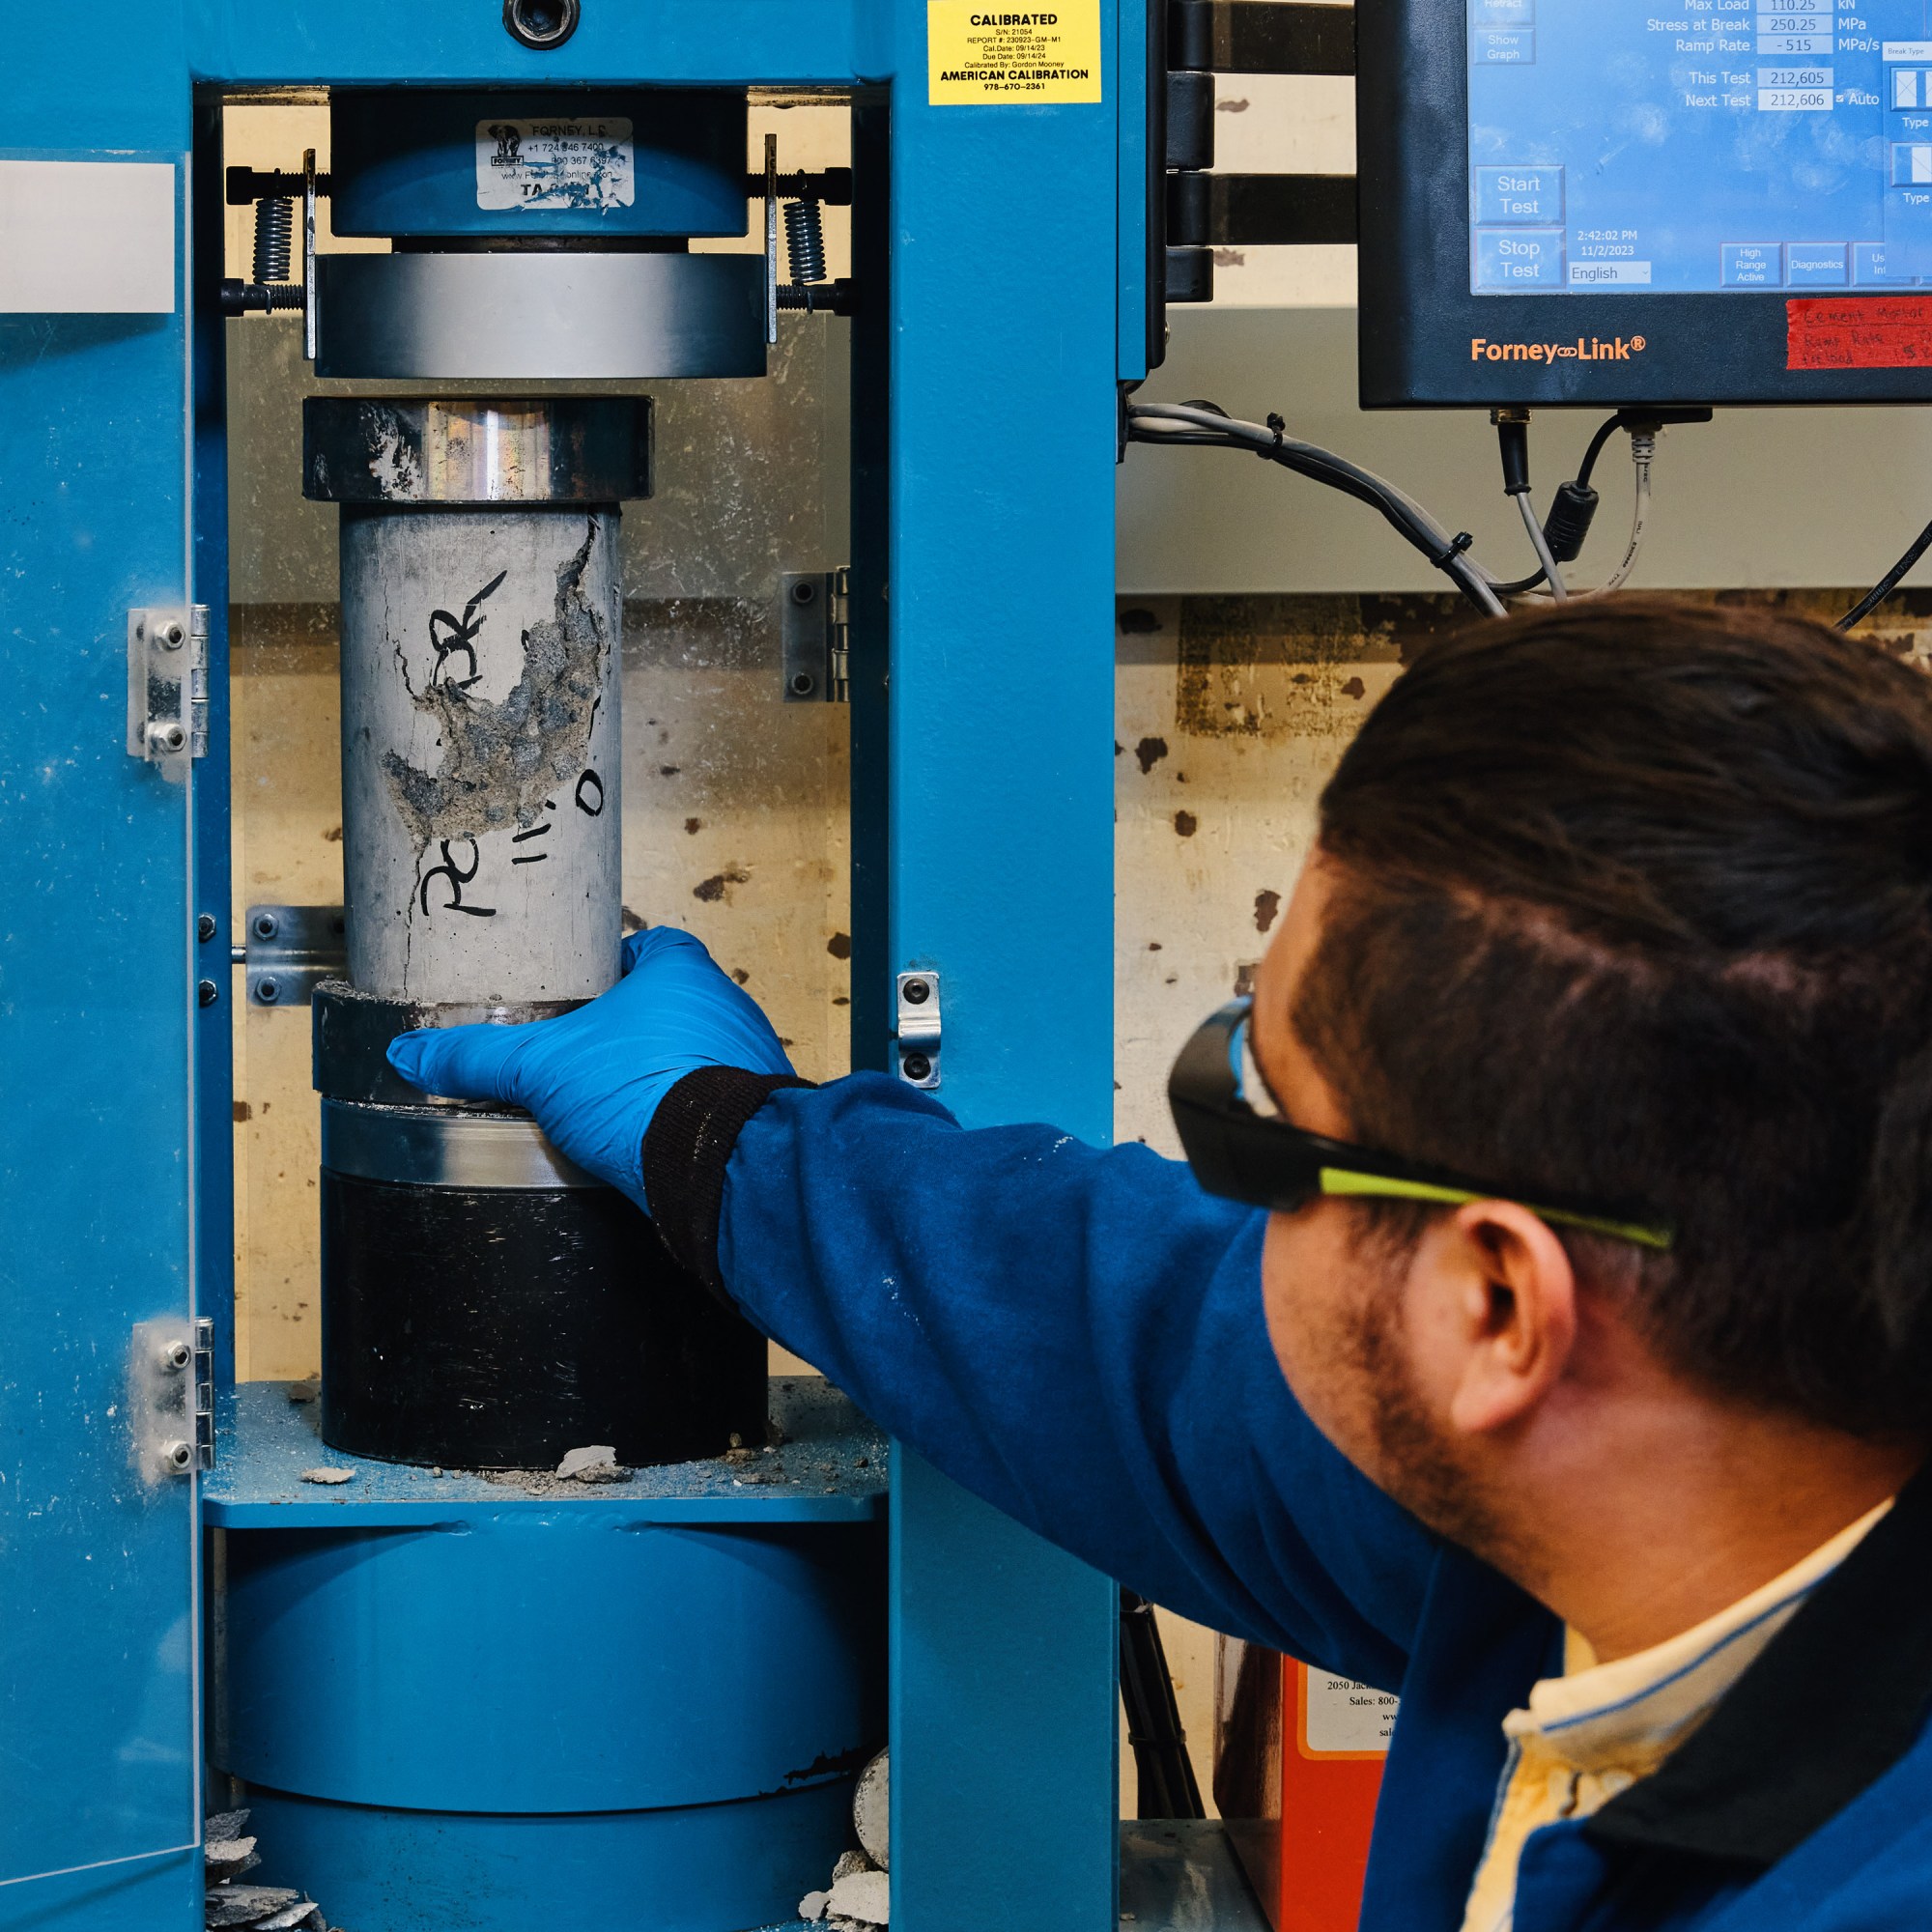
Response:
[1476,166,1565,225]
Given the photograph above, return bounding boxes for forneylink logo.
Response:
[1470,335,1650,363]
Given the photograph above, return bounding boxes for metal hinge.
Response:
[234,903,348,1008]
[781,567,851,704]
[895,971,942,1090]
[127,605,211,780]
[129,1315,215,1481]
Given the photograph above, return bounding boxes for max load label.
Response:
[928,2,1103,104]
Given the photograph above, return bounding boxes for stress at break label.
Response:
[928,2,1103,103]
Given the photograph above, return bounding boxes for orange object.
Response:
[1215,1645,1391,1932]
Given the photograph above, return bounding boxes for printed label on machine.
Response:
[1299,1667,1398,1757]
[475,118,636,211]
[928,1,1102,104]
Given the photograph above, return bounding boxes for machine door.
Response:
[0,149,204,1922]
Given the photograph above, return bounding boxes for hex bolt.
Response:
[162,1440,195,1474]
[147,722,186,754]
[503,0,581,47]
[253,912,279,940]
[197,913,217,944]
[903,979,931,1005]
[160,1339,192,1372]
[790,671,817,696]
[156,619,186,651]
[902,1052,933,1083]
[198,979,219,1009]
[256,977,282,1006]
[791,581,817,606]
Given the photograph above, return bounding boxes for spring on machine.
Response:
[784,199,827,287]
[252,196,295,285]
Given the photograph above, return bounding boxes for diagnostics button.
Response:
[1476,228,1565,288]
[1786,242,1849,286]
[1720,242,1783,287]
[1476,166,1564,225]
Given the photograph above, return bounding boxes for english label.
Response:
[1788,295,1932,367]
[475,118,635,212]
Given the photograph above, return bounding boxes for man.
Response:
[391,599,1932,1932]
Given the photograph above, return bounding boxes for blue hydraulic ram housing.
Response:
[1358,0,1932,403]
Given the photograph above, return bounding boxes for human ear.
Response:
[1434,1202,1579,1437]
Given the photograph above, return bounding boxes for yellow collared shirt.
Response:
[1459,1500,1893,1932]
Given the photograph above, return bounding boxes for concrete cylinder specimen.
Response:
[338,504,621,1004]
[305,396,651,1006]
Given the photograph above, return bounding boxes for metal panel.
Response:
[872,14,1124,1927]
[0,39,202,1926]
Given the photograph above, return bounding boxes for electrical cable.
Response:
[1575,412,1624,493]
[1127,401,1507,615]
[1518,491,1570,600]
[1599,440,1654,596]
[1840,515,1932,630]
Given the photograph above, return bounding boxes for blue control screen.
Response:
[1469,0,1932,294]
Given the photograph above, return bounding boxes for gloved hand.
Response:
[385,927,794,1214]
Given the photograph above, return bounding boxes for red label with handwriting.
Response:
[1788,298,1932,370]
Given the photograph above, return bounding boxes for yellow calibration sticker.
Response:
[927,1,1103,104]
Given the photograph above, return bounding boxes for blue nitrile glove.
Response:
[385,927,794,1214]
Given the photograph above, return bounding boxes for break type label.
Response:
[928,2,1103,104]
[475,118,635,212]
[1788,296,1932,369]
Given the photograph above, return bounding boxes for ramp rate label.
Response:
[928,2,1103,103]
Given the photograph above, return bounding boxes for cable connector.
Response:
[1492,407,1533,497]
[1544,482,1601,565]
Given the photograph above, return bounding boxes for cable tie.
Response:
[1260,412,1287,460]
[1430,531,1477,571]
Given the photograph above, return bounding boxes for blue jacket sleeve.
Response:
[702,1071,1439,1691]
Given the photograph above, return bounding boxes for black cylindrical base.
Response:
[320,1170,767,1469]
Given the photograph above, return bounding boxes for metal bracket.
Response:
[126,605,210,780]
[238,903,348,1007]
[781,568,851,703]
[895,971,942,1090]
[128,1315,214,1481]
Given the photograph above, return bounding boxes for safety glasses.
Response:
[1168,1001,1674,1252]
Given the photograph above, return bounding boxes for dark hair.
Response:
[1295,597,1932,1436]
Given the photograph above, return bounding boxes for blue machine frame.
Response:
[0,5,1157,1928]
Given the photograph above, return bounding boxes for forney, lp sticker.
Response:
[475,118,636,212]
[928,2,1103,104]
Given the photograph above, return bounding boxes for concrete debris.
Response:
[286,1377,321,1404]
[205,1886,299,1928]
[827,1867,890,1924]
[831,1851,871,1884]
[829,1917,873,1931]
[854,1748,890,1870]
[724,1446,760,1465]
[798,1889,831,1920]
[204,1835,259,1878]
[204,1813,337,1932]
[298,1466,355,1485]
[556,1444,630,1482]
[256,1903,326,1931]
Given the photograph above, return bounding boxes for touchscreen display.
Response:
[1468,0,1932,294]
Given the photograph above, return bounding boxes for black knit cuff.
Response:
[643,1066,813,1301]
